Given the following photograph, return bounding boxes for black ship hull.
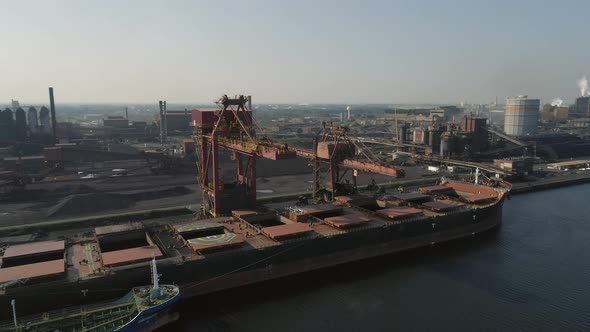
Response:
[0,197,504,318]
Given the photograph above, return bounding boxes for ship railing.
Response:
[0,297,139,331]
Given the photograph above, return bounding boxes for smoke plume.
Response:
[578,76,590,97]
[550,98,563,107]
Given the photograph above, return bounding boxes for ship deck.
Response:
[0,180,508,291]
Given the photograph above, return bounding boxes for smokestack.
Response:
[163,101,167,141]
[159,101,164,144]
[551,98,563,107]
[578,76,590,97]
[125,106,129,121]
[346,106,351,121]
[48,87,57,144]
[340,112,343,122]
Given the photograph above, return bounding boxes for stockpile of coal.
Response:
[46,186,193,218]
[47,193,133,217]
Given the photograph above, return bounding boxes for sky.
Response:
[1,0,590,105]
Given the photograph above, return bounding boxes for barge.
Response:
[0,179,509,318]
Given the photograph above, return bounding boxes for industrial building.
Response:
[541,105,569,123]
[567,118,590,128]
[572,96,590,118]
[103,116,129,128]
[384,106,463,123]
[27,107,38,133]
[163,110,191,132]
[504,96,539,136]
[494,158,534,176]
[546,160,590,171]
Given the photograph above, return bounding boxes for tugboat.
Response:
[0,257,180,331]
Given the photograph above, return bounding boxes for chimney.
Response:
[159,101,164,144]
[125,106,129,121]
[49,87,57,144]
[163,101,167,141]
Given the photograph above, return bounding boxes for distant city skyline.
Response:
[2,0,590,105]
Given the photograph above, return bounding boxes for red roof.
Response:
[0,259,65,283]
[262,223,313,240]
[3,240,65,259]
[377,207,423,220]
[101,246,162,267]
[324,214,371,228]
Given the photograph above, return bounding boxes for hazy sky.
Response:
[2,0,590,105]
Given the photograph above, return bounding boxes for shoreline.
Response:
[510,173,590,195]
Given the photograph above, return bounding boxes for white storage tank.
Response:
[504,96,539,136]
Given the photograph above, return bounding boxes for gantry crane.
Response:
[193,95,296,216]
[296,123,405,202]
[193,95,405,216]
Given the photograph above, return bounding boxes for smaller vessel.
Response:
[0,257,180,332]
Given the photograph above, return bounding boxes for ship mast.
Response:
[10,299,17,329]
[150,256,161,298]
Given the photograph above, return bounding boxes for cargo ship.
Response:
[0,179,509,318]
[0,257,179,331]
[0,258,180,332]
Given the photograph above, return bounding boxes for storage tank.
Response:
[504,96,539,136]
[14,108,27,141]
[27,107,38,133]
[39,106,50,134]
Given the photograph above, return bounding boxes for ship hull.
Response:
[0,197,504,318]
[116,291,181,332]
[180,198,504,297]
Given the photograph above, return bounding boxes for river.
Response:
[162,183,590,331]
